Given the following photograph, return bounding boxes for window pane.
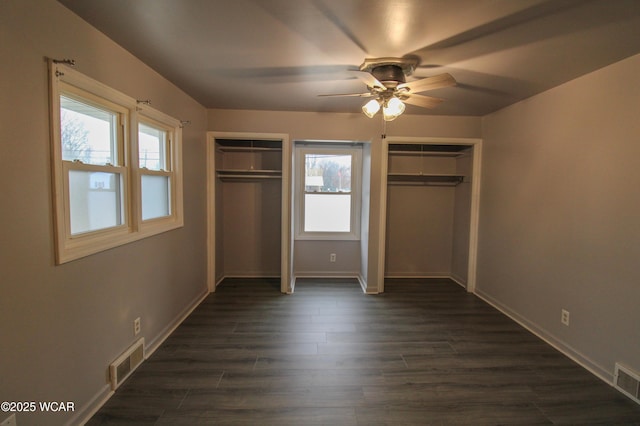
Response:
[139,123,167,170]
[305,154,351,193]
[60,96,118,165]
[68,170,123,235]
[141,175,170,220]
[304,193,351,232]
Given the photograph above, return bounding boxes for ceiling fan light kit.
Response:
[320,57,456,121]
[362,96,405,121]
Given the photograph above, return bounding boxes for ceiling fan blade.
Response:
[402,94,444,109]
[211,65,359,83]
[318,92,374,98]
[405,0,585,66]
[397,73,456,93]
[310,0,369,54]
[350,71,385,90]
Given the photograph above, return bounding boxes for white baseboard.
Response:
[294,271,361,278]
[289,275,296,294]
[145,289,209,357]
[214,275,225,288]
[475,288,613,385]
[74,287,209,426]
[69,384,111,426]
[356,274,368,294]
[449,274,467,289]
[384,273,451,279]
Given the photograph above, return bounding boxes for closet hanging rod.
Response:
[387,181,462,187]
[218,175,282,181]
[216,169,281,174]
[216,169,282,180]
[387,173,464,185]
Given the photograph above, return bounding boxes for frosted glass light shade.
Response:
[383,97,405,121]
[362,99,381,118]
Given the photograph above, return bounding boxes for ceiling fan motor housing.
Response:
[371,65,406,88]
[360,57,418,89]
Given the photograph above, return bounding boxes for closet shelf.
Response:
[215,139,282,151]
[217,146,282,153]
[388,144,471,158]
[217,169,282,181]
[387,173,465,186]
[388,150,466,157]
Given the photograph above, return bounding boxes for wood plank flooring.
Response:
[87,278,640,425]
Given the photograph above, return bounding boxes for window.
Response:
[138,120,172,221]
[59,91,127,235]
[49,60,183,263]
[295,143,361,239]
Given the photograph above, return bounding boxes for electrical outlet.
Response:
[1,414,17,426]
[134,317,141,335]
[330,253,336,262]
[561,309,570,326]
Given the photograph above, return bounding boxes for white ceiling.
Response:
[58,0,640,116]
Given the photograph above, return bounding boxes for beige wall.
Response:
[385,184,456,276]
[219,180,282,277]
[477,54,640,380]
[207,109,482,141]
[208,109,481,290]
[0,1,208,425]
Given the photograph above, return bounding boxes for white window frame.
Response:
[135,111,183,234]
[294,143,362,240]
[49,60,183,264]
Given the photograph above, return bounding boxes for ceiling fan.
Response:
[319,57,456,121]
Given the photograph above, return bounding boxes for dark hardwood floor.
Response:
[88,278,640,425]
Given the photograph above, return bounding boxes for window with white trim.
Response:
[295,143,362,240]
[49,60,183,263]
[59,90,128,235]
[138,119,173,221]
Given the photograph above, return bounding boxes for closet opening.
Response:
[207,132,292,294]
[379,138,482,294]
